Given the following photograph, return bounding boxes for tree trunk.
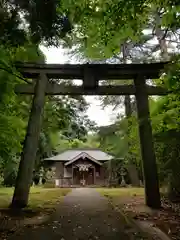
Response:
[134,75,161,208]
[11,74,48,208]
[154,11,169,61]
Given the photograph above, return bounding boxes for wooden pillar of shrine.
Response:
[11,74,48,208]
[134,75,161,209]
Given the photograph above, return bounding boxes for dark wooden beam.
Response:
[15,83,169,96]
[83,64,98,89]
[15,62,168,80]
[11,74,48,208]
[134,75,161,209]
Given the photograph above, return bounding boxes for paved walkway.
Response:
[9,188,146,240]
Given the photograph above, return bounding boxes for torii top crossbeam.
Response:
[15,62,169,96]
[15,62,168,79]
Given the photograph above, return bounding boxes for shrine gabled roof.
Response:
[44,148,114,162]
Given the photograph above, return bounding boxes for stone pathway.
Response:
[8,188,148,240]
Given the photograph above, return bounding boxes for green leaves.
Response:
[1,0,74,47]
[0,43,96,184]
[97,119,129,159]
[0,6,27,47]
[0,44,45,181]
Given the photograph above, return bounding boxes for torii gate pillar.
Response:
[134,75,161,208]
[11,74,48,208]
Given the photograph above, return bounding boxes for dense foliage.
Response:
[0,0,73,46]
[1,0,180,202]
[69,1,180,199]
[57,0,180,198]
[0,44,95,186]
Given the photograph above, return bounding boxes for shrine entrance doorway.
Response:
[73,164,95,186]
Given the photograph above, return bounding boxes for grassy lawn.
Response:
[96,187,146,215]
[0,187,71,210]
[96,187,145,198]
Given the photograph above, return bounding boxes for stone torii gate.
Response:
[12,62,169,209]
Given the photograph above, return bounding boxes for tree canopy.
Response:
[0,43,96,186]
[1,0,180,203]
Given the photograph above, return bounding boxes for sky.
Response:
[40,46,121,126]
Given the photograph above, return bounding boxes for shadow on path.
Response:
[8,188,147,240]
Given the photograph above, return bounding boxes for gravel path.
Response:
[8,188,147,240]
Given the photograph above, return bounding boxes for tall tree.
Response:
[1,1,73,47]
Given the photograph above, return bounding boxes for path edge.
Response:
[113,204,171,240]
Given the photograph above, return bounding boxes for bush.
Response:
[42,178,46,184]
[0,175,4,186]
[33,176,40,185]
[3,169,17,187]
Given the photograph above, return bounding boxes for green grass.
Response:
[0,187,71,210]
[96,187,145,198]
